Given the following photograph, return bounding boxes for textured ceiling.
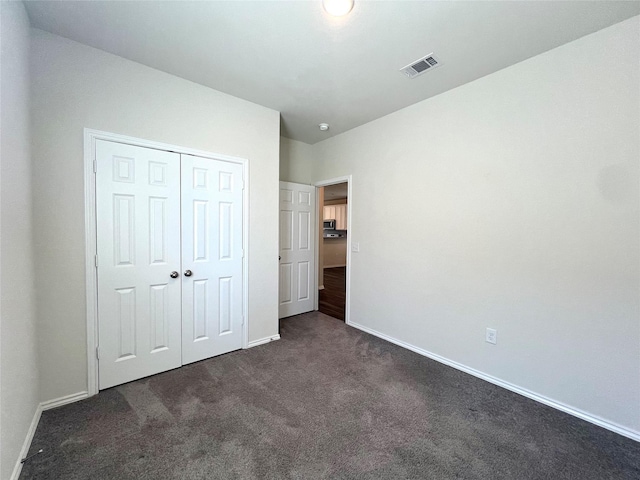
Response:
[24,1,640,144]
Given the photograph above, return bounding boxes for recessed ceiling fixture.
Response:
[322,0,354,17]
[319,123,330,131]
[400,53,441,79]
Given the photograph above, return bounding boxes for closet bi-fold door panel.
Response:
[96,140,182,389]
[181,154,244,364]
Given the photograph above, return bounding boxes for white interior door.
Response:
[181,154,244,364]
[96,140,182,389]
[279,181,316,318]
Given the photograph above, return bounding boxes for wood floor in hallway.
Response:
[319,266,345,321]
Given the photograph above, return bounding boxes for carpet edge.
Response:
[347,320,640,443]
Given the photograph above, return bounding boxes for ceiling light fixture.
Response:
[322,0,354,17]
[319,123,330,131]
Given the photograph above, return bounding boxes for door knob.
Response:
[170,271,179,278]
[279,256,281,261]
[184,270,193,277]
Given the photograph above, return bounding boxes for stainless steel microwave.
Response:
[323,219,336,230]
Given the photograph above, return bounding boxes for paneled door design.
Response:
[181,154,244,364]
[96,140,182,389]
[279,181,316,318]
[96,141,244,389]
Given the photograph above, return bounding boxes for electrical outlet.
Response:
[351,242,360,252]
[486,328,497,345]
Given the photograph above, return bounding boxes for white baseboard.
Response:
[11,391,89,480]
[10,404,42,480]
[41,391,89,411]
[246,334,281,348]
[347,320,640,443]
[324,264,346,269]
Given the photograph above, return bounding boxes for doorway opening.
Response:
[316,177,351,322]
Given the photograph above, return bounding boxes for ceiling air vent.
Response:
[400,53,441,79]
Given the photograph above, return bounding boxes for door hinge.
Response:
[94,254,99,267]
[96,346,100,360]
[93,160,97,173]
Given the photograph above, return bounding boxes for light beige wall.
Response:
[323,238,347,268]
[312,17,640,434]
[31,30,281,402]
[0,3,39,478]
[280,136,314,184]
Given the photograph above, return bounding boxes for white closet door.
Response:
[279,181,316,318]
[181,154,244,364]
[96,140,182,389]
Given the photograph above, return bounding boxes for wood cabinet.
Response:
[324,204,347,230]
[335,204,347,230]
[323,205,336,222]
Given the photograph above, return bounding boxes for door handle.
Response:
[184,270,193,277]
[170,271,179,278]
[279,256,281,261]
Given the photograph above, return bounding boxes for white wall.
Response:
[280,136,314,184]
[30,29,281,402]
[312,17,640,434]
[0,3,39,478]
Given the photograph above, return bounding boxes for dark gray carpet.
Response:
[20,312,640,479]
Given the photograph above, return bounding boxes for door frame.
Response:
[83,128,249,396]
[314,175,352,324]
